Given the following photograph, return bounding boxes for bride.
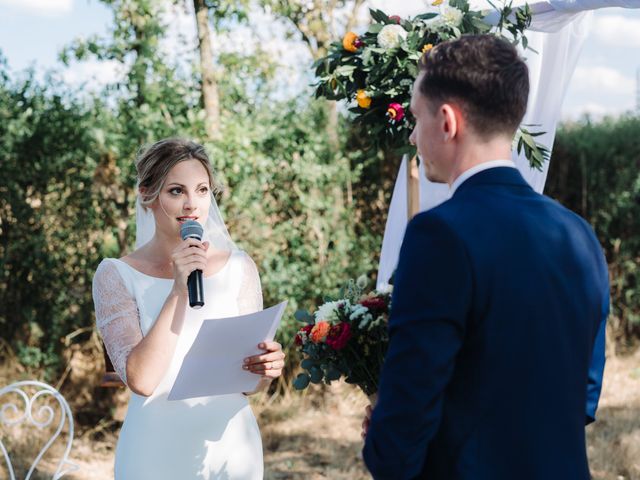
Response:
[92,138,285,479]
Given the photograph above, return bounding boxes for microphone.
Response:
[180,220,205,309]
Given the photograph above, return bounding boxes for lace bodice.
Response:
[92,251,263,387]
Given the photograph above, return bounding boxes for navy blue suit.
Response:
[363,167,608,480]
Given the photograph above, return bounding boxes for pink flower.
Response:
[389,15,402,24]
[326,322,352,351]
[387,103,405,123]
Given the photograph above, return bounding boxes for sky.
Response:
[0,0,638,120]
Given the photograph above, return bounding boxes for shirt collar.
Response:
[449,160,517,196]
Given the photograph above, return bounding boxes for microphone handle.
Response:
[187,269,204,309]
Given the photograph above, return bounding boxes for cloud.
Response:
[562,101,633,120]
[61,58,123,90]
[0,0,73,16]
[572,65,635,95]
[592,14,640,48]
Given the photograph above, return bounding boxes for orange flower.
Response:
[356,89,372,109]
[422,43,434,53]
[310,321,331,343]
[343,31,360,53]
[432,0,444,5]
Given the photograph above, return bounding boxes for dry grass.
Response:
[1,348,638,479]
[255,384,370,480]
[587,349,640,480]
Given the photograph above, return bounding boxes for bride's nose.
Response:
[182,193,195,212]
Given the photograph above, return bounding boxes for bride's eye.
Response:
[199,186,209,195]
[169,187,182,195]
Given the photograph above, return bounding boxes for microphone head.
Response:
[180,220,203,241]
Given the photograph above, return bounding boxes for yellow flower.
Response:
[422,43,434,53]
[432,0,444,5]
[356,89,372,109]
[342,32,360,53]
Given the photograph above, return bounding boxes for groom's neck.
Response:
[447,136,513,186]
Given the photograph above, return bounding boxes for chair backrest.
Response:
[0,380,78,480]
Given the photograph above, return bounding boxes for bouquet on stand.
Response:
[293,277,392,402]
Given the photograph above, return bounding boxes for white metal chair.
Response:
[0,381,78,480]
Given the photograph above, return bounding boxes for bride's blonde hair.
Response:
[135,138,222,208]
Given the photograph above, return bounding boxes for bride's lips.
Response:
[177,216,198,224]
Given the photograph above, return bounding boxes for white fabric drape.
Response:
[376,0,639,290]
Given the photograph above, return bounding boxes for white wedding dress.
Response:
[92,250,264,479]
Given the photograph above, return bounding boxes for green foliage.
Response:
[0,0,380,373]
[312,3,539,160]
[548,115,640,343]
[0,68,103,375]
[208,99,378,348]
[2,0,638,383]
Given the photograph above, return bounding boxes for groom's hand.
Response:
[361,405,373,439]
[243,341,286,379]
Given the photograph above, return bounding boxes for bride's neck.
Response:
[145,231,182,263]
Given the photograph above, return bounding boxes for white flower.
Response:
[441,6,463,27]
[349,304,369,321]
[315,301,341,323]
[377,24,408,49]
[356,274,369,289]
[426,5,464,30]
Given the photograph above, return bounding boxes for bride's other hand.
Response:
[361,404,373,439]
[170,239,209,296]
[243,341,285,379]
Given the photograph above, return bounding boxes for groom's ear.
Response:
[440,103,461,142]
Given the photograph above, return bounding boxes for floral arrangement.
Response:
[313,0,549,169]
[293,277,391,398]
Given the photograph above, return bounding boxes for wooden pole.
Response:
[407,155,420,220]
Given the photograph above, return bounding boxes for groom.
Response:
[362,35,608,479]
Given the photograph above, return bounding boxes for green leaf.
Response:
[309,366,323,384]
[326,366,342,381]
[293,373,310,390]
[335,65,357,76]
[369,9,389,24]
[301,358,315,370]
[414,13,437,21]
[294,309,314,324]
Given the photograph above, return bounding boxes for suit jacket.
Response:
[363,167,608,480]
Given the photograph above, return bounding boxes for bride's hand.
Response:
[170,239,209,296]
[243,341,285,379]
[361,404,373,440]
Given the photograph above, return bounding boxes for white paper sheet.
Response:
[168,301,287,400]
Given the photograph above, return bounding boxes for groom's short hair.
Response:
[418,34,529,139]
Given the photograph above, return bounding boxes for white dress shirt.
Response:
[449,160,517,196]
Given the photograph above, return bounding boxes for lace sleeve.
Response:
[92,260,143,386]
[237,253,264,315]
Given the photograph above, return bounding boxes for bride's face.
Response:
[151,159,212,238]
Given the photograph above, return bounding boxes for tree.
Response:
[188,0,251,139]
[61,0,205,253]
[193,0,221,139]
[261,0,365,150]
[261,0,365,61]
